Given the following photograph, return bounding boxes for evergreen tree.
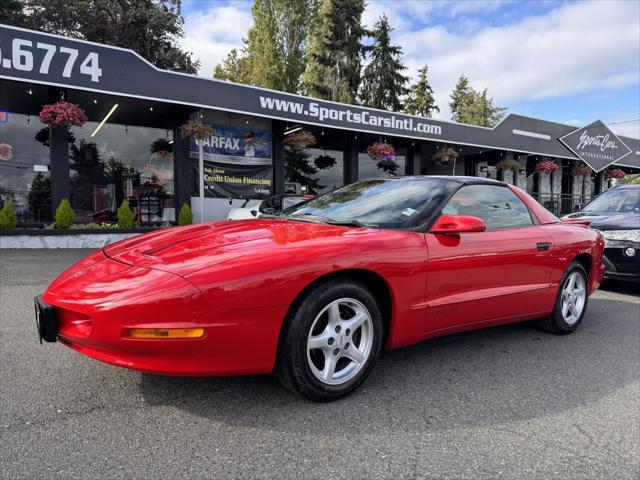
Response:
[218,0,312,92]
[245,0,283,89]
[360,14,409,111]
[449,75,473,122]
[214,48,249,83]
[303,0,366,104]
[449,75,506,127]
[404,65,439,118]
[7,0,199,74]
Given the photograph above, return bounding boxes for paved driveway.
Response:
[1,249,638,479]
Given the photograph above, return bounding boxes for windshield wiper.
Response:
[284,213,329,224]
[324,219,370,228]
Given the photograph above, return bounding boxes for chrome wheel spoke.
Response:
[343,346,365,364]
[344,311,367,331]
[328,302,342,324]
[321,354,338,381]
[308,330,332,351]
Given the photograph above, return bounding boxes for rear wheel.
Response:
[276,280,383,402]
[538,261,589,334]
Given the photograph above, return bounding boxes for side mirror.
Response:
[573,203,583,212]
[431,214,486,234]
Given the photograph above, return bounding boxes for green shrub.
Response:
[54,198,75,229]
[117,200,135,229]
[178,203,193,226]
[0,199,18,229]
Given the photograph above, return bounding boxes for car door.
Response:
[424,184,555,333]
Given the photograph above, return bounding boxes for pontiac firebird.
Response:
[36,176,605,401]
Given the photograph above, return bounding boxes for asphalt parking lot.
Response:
[1,249,638,479]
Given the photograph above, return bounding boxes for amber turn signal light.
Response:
[128,328,205,339]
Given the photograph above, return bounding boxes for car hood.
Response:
[562,212,640,231]
[103,219,365,276]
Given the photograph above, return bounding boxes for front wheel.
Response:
[538,261,589,334]
[276,280,383,402]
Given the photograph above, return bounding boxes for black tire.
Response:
[276,279,384,402]
[538,261,589,335]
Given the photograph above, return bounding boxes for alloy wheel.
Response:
[306,298,374,386]
[561,271,586,325]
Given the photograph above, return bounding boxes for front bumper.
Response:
[37,254,287,376]
[602,247,640,283]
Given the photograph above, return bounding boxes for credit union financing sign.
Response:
[559,120,632,172]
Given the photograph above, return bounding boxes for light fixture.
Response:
[27,88,33,95]
[168,140,174,144]
[93,98,97,104]
[149,106,154,112]
[90,103,118,137]
[284,125,302,135]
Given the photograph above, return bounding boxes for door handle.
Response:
[536,242,551,251]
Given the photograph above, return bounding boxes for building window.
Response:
[358,151,406,179]
[68,122,175,223]
[284,147,344,195]
[0,113,52,223]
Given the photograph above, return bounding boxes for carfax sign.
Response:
[190,124,273,199]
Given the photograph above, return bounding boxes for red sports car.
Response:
[36,176,605,401]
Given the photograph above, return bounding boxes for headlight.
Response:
[603,229,640,243]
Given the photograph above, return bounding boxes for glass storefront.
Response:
[0,112,52,222]
[67,122,175,223]
[358,150,407,179]
[284,147,344,195]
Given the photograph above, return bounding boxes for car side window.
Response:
[442,185,534,230]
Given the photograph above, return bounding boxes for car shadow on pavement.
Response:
[137,297,639,433]
[599,279,640,296]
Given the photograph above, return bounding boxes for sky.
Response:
[179,0,640,139]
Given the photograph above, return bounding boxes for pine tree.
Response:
[449,75,473,122]
[360,14,409,111]
[303,0,366,104]
[449,75,506,127]
[404,65,439,118]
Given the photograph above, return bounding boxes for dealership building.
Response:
[1,24,639,225]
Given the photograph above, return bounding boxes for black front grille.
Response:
[604,248,640,274]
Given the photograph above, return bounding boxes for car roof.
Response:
[385,175,507,186]
[610,184,639,190]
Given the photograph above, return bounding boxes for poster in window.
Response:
[190,123,273,199]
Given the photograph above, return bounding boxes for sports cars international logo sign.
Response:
[559,120,632,172]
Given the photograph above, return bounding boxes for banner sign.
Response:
[190,124,272,159]
[192,159,272,198]
[559,120,632,172]
[190,123,273,198]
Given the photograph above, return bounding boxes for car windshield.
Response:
[285,178,455,229]
[582,188,640,214]
[281,197,307,210]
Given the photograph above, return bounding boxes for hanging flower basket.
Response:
[314,155,336,170]
[605,168,626,180]
[180,120,213,141]
[534,160,559,174]
[283,130,316,153]
[39,101,87,128]
[496,159,520,172]
[431,147,458,166]
[571,163,593,177]
[0,143,13,161]
[367,142,396,163]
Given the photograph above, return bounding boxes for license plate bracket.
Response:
[34,295,57,343]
